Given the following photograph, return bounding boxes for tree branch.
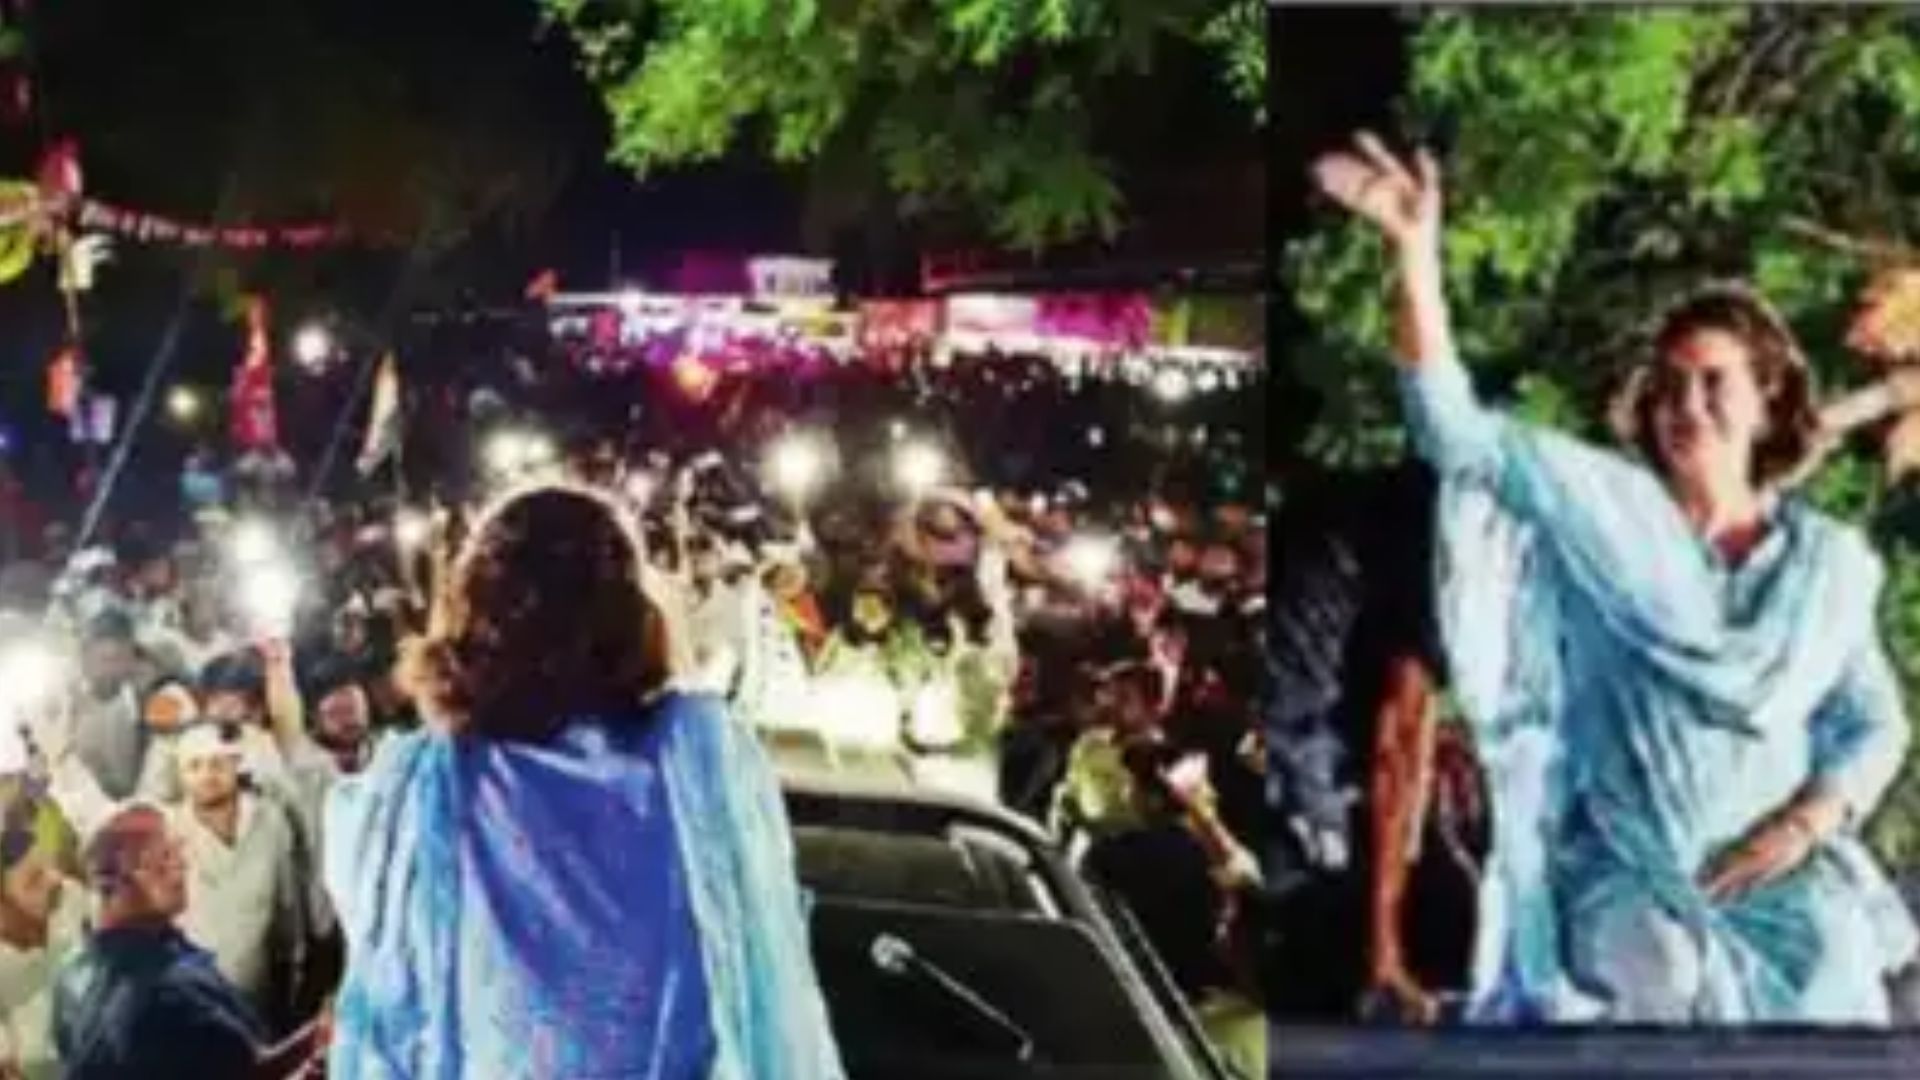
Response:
[1822,366,1920,434]
[1782,215,1920,264]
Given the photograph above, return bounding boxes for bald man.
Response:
[50,804,322,1079]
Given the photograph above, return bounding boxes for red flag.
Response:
[45,346,77,418]
[230,297,278,450]
[34,138,80,205]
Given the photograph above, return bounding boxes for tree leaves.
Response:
[545,0,1258,250]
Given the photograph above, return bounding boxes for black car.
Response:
[781,765,1237,1080]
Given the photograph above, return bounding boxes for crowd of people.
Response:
[0,335,1270,1076]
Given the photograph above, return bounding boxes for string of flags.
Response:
[0,139,351,292]
[74,200,344,251]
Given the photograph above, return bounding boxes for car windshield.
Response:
[787,787,1226,1079]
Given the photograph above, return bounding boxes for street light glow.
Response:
[485,431,526,473]
[229,519,278,567]
[523,433,556,466]
[0,640,64,720]
[1062,533,1121,590]
[894,441,944,498]
[166,386,201,423]
[241,561,301,635]
[394,507,432,550]
[293,324,333,369]
[1151,368,1193,403]
[769,434,826,498]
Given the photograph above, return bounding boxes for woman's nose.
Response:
[1674,378,1711,421]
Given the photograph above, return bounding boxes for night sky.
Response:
[1272,7,1404,268]
[0,1,1259,394]
[0,0,1259,507]
[1271,6,1405,461]
[0,0,813,500]
[0,0,808,403]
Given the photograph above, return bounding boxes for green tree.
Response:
[541,0,1265,251]
[1286,7,1920,866]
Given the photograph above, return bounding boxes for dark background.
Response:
[1270,6,1403,469]
[0,0,1261,525]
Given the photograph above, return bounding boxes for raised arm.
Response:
[260,638,308,759]
[1311,132,1453,374]
[1315,134,1675,621]
[1313,134,1511,485]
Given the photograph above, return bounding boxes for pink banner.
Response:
[944,294,1039,338]
[1034,292,1152,348]
[667,251,751,295]
[857,300,942,349]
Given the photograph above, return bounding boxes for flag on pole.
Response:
[58,233,110,293]
[356,352,402,476]
[45,346,77,419]
[230,295,279,451]
[524,268,558,303]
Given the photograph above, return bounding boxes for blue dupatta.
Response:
[321,692,845,1078]
[1407,356,1918,1023]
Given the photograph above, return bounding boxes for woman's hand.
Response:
[1362,965,1442,1027]
[1311,132,1443,258]
[1699,803,1830,902]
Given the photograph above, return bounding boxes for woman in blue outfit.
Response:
[321,483,845,1077]
[1311,133,1918,1024]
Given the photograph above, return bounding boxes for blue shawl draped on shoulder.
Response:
[1404,355,1918,1024]
[321,691,846,1078]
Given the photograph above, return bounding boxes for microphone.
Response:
[870,932,1036,1063]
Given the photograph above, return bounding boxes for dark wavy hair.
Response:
[1609,282,1823,491]
[399,484,672,741]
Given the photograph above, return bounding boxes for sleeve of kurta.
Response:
[45,751,115,841]
[1808,628,1911,824]
[271,805,311,981]
[1399,354,1642,529]
[1400,353,1690,633]
[134,736,182,804]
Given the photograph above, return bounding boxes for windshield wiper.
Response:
[871,931,1039,1063]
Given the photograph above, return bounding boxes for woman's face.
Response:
[1651,328,1769,489]
[1,847,62,926]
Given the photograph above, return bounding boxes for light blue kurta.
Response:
[1402,353,1918,1024]
[321,691,846,1077]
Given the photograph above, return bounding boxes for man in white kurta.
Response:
[171,723,309,1027]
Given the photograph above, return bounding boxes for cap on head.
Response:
[175,721,245,764]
